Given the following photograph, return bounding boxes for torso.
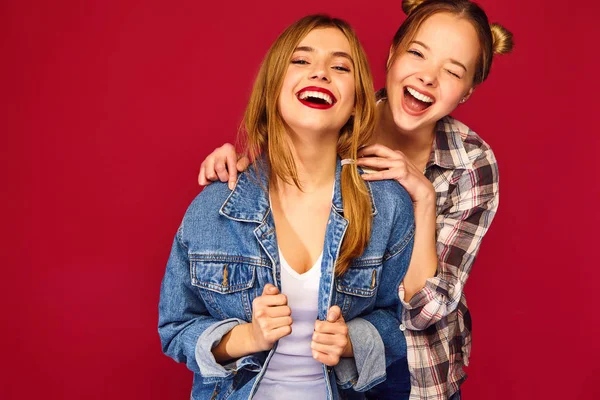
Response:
[269,181,333,274]
[253,251,326,399]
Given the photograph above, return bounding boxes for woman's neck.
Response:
[374,100,436,166]
[273,129,337,195]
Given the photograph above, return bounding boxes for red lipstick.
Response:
[296,86,337,110]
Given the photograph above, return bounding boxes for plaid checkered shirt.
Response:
[376,89,499,399]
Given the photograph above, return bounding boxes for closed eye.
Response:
[333,65,351,72]
[446,70,461,78]
[408,49,423,58]
[291,59,309,65]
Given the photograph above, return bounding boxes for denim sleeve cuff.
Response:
[195,318,263,380]
[334,318,387,392]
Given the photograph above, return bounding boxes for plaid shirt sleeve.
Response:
[398,147,499,330]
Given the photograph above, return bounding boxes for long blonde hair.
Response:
[240,15,377,276]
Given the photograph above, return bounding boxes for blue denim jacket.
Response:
[158,160,415,399]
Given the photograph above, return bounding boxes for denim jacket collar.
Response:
[219,158,377,222]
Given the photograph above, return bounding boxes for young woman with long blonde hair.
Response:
[159,14,416,399]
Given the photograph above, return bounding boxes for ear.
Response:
[460,87,475,104]
[386,45,395,69]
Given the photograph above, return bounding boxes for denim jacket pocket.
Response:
[335,258,383,319]
[191,256,257,321]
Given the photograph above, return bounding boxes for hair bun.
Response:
[490,23,514,55]
[402,0,426,15]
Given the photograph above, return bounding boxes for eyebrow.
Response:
[410,40,468,72]
[294,46,354,64]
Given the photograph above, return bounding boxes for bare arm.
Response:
[358,144,499,329]
[357,144,437,301]
[401,198,438,301]
[211,323,256,363]
[211,284,292,362]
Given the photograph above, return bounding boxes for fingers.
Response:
[214,159,230,183]
[327,305,342,323]
[311,349,338,366]
[251,319,293,351]
[198,143,238,186]
[268,325,293,341]
[356,156,416,183]
[356,156,403,171]
[225,152,238,190]
[360,168,410,182]
[357,144,403,159]
[265,316,293,330]
[198,164,212,186]
[213,143,236,184]
[257,295,288,307]
[255,285,288,307]
[312,330,348,346]
[261,283,279,296]
[266,305,292,318]
[311,310,349,366]
[356,146,416,185]
[202,156,217,183]
[251,285,292,352]
[311,340,346,355]
[236,156,250,172]
[253,302,291,319]
[314,319,348,335]
[198,144,248,189]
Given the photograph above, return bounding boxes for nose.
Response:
[309,62,331,82]
[416,67,438,87]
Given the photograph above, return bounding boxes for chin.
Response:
[392,106,442,134]
[392,112,423,133]
[287,121,338,135]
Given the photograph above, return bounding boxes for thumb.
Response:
[327,306,342,322]
[262,284,279,296]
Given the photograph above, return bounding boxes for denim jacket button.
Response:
[399,323,406,331]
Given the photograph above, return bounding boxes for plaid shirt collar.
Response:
[429,117,473,171]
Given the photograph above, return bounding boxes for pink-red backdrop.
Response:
[2,0,599,398]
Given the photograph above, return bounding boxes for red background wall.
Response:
[2,0,599,398]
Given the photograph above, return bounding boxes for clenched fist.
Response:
[311,306,352,366]
[249,284,293,352]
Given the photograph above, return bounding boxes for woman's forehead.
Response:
[297,27,351,52]
[414,13,480,62]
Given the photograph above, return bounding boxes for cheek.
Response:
[278,76,297,110]
[344,85,355,105]
[387,58,411,82]
[344,89,356,114]
[445,81,469,102]
[281,68,299,93]
[339,76,355,103]
[436,82,465,112]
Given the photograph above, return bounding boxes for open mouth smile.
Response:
[296,86,337,110]
[403,86,435,115]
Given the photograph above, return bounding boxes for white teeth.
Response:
[406,87,434,103]
[298,90,333,105]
